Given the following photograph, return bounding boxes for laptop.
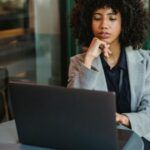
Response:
[9,82,117,150]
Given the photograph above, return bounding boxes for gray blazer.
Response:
[67,46,150,141]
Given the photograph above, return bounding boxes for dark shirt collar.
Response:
[118,48,127,70]
[101,48,127,70]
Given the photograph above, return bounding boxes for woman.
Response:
[67,0,150,148]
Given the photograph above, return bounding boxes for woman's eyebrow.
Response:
[93,12,117,16]
[93,13,101,15]
[107,12,117,16]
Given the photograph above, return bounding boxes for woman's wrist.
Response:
[116,113,131,128]
[84,54,95,69]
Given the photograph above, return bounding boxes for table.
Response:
[0,120,144,150]
[0,120,49,150]
[117,124,144,150]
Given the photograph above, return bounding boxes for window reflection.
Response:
[0,0,61,86]
[0,0,36,83]
[0,0,28,30]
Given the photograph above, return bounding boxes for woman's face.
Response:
[92,7,122,46]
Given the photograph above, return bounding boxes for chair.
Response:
[0,67,10,121]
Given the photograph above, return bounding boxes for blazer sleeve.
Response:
[67,55,99,89]
[124,51,150,140]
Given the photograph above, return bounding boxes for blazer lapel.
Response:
[91,56,108,91]
[126,47,145,111]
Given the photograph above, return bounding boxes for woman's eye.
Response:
[93,15,101,20]
[94,18,101,20]
[109,17,117,21]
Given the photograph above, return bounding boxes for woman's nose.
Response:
[100,19,109,29]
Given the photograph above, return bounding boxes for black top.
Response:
[101,49,131,113]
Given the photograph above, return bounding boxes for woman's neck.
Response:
[104,43,121,69]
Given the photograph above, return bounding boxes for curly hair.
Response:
[71,0,149,49]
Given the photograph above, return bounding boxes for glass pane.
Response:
[0,0,61,85]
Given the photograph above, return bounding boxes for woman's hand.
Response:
[116,113,131,128]
[84,37,111,69]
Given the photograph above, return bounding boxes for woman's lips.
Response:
[98,32,110,39]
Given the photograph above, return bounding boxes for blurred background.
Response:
[0,0,149,87]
